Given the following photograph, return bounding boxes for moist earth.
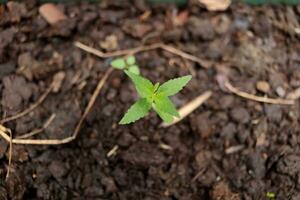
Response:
[0,1,300,199]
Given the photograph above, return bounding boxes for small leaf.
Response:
[154,83,160,92]
[154,95,180,117]
[157,75,192,96]
[111,58,126,69]
[153,104,174,123]
[125,70,154,98]
[128,65,140,75]
[126,56,136,65]
[119,98,151,124]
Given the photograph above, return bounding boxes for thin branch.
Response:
[16,114,56,139]
[74,41,160,58]
[0,68,112,145]
[6,128,12,180]
[74,41,211,68]
[161,91,212,127]
[0,84,54,124]
[0,125,12,142]
[225,81,294,105]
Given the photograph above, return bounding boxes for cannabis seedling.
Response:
[111,55,140,75]
[119,70,192,124]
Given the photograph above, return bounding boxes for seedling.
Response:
[119,70,192,124]
[111,55,140,75]
[266,191,276,199]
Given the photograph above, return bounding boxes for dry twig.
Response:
[6,128,12,180]
[16,114,56,139]
[74,41,211,68]
[225,145,244,154]
[0,83,54,124]
[161,91,212,127]
[107,145,119,158]
[0,68,113,145]
[225,81,294,105]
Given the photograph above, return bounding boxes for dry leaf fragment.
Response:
[173,10,189,26]
[139,10,152,21]
[198,0,231,11]
[39,3,67,25]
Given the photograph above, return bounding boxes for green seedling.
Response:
[119,70,192,124]
[110,55,140,75]
[266,191,276,199]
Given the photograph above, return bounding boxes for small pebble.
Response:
[256,81,270,93]
[276,86,286,97]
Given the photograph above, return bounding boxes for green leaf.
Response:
[154,83,160,92]
[157,75,192,96]
[154,95,180,117]
[119,98,151,124]
[126,56,136,65]
[111,58,126,69]
[128,65,140,75]
[153,104,174,123]
[125,70,154,98]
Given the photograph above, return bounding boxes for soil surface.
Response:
[1,1,300,200]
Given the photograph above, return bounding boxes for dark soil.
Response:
[1,1,300,199]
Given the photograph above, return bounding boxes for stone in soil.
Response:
[210,181,240,200]
[48,160,69,179]
[101,176,118,193]
[121,142,166,167]
[276,154,300,178]
[0,61,16,79]
[2,75,33,112]
[122,19,152,38]
[230,107,250,124]
[187,17,215,40]
[246,151,266,179]
[190,113,213,138]
[264,104,282,123]
[256,81,270,93]
[195,150,211,170]
[221,123,237,140]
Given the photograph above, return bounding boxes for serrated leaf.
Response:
[128,65,140,75]
[157,75,192,96]
[153,104,174,123]
[125,70,154,98]
[111,58,126,69]
[154,95,180,117]
[119,98,151,124]
[126,56,136,65]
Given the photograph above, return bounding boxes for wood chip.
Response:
[161,91,212,127]
[107,145,119,158]
[39,3,67,25]
[287,87,300,100]
[225,145,244,154]
[198,0,231,11]
[159,143,173,150]
[52,71,65,93]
